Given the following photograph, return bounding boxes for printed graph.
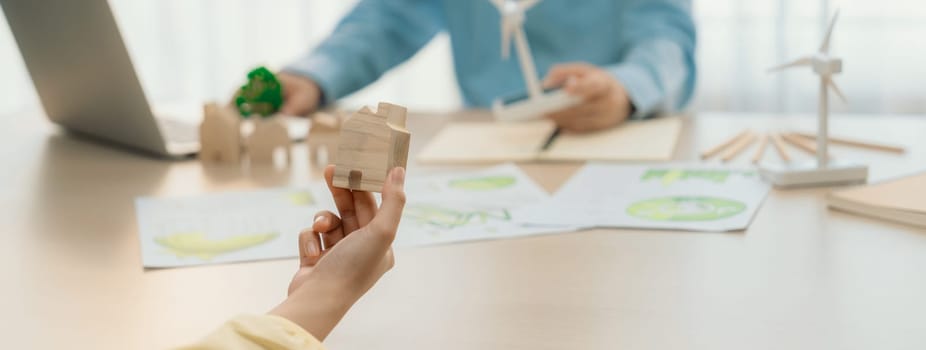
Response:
[404,204,512,230]
[641,169,756,186]
[154,231,280,260]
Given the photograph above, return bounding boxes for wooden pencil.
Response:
[782,133,819,155]
[791,131,906,154]
[769,132,791,162]
[701,129,750,160]
[751,133,769,163]
[721,131,757,162]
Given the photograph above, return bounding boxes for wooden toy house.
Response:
[199,103,242,164]
[246,117,291,165]
[333,102,410,192]
[307,110,346,166]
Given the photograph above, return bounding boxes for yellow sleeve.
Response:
[176,314,326,350]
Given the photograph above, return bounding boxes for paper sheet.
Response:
[396,163,571,246]
[136,186,333,268]
[417,117,683,164]
[136,164,571,268]
[517,163,770,232]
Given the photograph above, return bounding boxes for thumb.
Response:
[368,167,406,243]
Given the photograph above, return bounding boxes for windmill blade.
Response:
[819,9,841,54]
[767,56,813,72]
[826,77,848,103]
[489,0,505,11]
[500,18,511,59]
[520,0,541,10]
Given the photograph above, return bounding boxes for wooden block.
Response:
[246,117,291,164]
[720,131,756,162]
[199,103,242,164]
[701,130,750,160]
[307,110,347,166]
[333,102,411,193]
[769,132,791,162]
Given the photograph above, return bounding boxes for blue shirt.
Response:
[284,0,696,118]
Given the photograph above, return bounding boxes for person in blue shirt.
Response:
[278,0,696,133]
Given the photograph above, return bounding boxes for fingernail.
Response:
[314,216,325,224]
[392,167,405,185]
[306,239,319,257]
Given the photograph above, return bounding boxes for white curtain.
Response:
[693,0,926,115]
[0,0,923,119]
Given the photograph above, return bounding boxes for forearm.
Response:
[269,280,355,341]
[283,0,443,105]
[607,0,696,119]
[607,39,692,118]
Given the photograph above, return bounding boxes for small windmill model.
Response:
[759,10,868,187]
[489,0,580,122]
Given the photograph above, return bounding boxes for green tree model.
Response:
[235,66,283,118]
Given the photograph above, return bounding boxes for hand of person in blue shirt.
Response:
[543,63,634,133]
[278,72,323,116]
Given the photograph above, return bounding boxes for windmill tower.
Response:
[489,0,580,122]
[759,10,868,187]
[495,0,541,98]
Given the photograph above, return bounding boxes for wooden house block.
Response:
[246,117,291,165]
[307,110,346,166]
[333,102,411,192]
[199,103,242,164]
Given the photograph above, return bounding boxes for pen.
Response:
[540,127,562,151]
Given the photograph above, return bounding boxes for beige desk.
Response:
[2,111,926,350]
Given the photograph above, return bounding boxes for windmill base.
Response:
[492,89,581,122]
[759,160,868,188]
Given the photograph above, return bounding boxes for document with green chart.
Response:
[519,163,771,232]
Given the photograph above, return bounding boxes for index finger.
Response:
[563,73,612,99]
[542,62,593,87]
[324,165,362,233]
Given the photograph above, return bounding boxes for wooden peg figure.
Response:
[247,117,292,165]
[333,102,411,192]
[199,103,242,164]
[307,110,346,166]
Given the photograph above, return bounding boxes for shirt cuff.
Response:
[608,63,664,120]
[177,314,326,350]
[283,54,350,107]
